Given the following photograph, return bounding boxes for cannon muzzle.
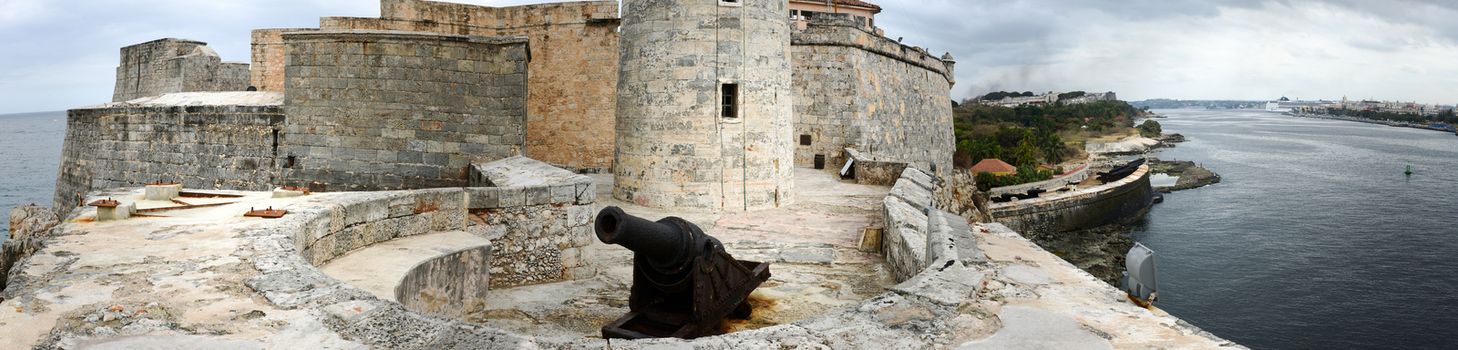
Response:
[595,206,692,268]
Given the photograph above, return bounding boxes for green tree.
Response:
[1010,138,1043,167]
[958,137,1002,165]
[1137,119,1162,137]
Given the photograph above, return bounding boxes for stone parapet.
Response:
[55,93,286,211]
[793,14,954,84]
[881,167,983,282]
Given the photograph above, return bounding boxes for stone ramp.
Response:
[319,230,489,302]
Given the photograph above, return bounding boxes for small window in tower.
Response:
[721,83,739,119]
[800,134,812,145]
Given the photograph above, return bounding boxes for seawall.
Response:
[988,164,1154,235]
[986,164,1154,283]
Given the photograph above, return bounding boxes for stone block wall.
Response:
[54,93,285,210]
[615,0,795,211]
[791,14,956,177]
[280,31,529,191]
[113,38,250,102]
[314,0,622,171]
[466,156,596,287]
[250,28,319,92]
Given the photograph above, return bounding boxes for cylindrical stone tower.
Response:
[615,0,795,211]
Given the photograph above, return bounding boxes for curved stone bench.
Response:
[395,245,492,318]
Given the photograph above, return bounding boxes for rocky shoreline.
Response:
[1002,129,1220,287]
[1022,222,1140,286]
[1150,159,1221,193]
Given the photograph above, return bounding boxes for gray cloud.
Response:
[1,0,1454,114]
[874,0,1458,103]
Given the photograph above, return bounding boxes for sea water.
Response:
[1134,109,1458,348]
[0,111,66,244]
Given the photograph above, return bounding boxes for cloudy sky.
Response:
[1,0,1455,114]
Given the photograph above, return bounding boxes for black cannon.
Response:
[1097,158,1146,184]
[594,206,771,339]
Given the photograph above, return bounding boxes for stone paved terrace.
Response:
[0,169,1239,348]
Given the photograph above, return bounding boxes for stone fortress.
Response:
[2,0,1240,348]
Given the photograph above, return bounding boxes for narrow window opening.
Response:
[721,83,739,119]
[285,155,297,168]
[800,134,812,145]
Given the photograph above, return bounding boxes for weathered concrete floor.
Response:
[465,168,896,338]
[320,231,489,302]
[0,189,367,349]
[961,223,1240,349]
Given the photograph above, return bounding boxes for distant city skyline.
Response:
[1,0,1455,114]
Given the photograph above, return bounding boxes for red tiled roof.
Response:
[970,159,1018,174]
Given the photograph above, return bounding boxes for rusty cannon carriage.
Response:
[594,206,771,340]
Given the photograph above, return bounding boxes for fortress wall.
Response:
[320,0,621,171]
[113,38,251,102]
[54,99,285,210]
[250,28,319,92]
[988,165,1155,235]
[279,31,529,191]
[791,15,956,176]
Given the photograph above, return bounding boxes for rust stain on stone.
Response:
[414,199,440,214]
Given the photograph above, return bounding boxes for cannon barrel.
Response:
[595,206,692,267]
[594,206,773,339]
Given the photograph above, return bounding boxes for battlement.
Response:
[795,13,956,85]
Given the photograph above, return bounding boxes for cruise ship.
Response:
[1264,97,1327,112]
